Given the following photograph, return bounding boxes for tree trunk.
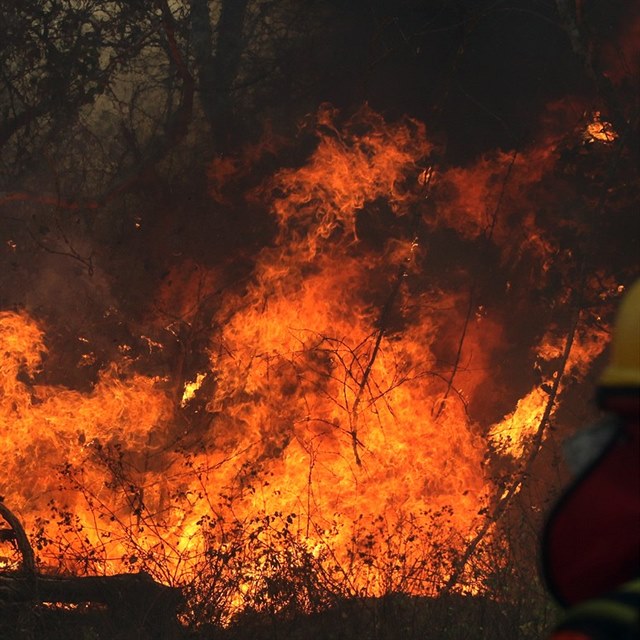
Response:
[190,0,250,150]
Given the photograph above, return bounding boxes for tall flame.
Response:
[0,105,615,620]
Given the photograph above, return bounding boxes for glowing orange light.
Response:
[0,106,615,620]
[583,112,618,144]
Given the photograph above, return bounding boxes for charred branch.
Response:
[0,502,182,638]
[443,298,583,592]
[0,572,183,640]
[433,285,474,421]
[0,500,34,578]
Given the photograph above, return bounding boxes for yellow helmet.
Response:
[598,279,640,388]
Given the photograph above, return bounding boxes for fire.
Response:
[208,252,486,524]
[583,112,618,144]
[0,310,175,572]
[490,318,610,457]
[0,311,46,409]
[181,372,206,407]
[0,105,616,620]
[260,104,431,255]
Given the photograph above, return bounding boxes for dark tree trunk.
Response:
[190,0,250,150]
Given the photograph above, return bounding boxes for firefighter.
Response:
[542,279,640,639]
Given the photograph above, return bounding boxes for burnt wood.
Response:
[0,500,184,639]
[0,571,184,639]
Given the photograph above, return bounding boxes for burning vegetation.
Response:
[0,1,638,639]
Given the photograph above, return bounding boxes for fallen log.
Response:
[0,569,183,606]
[1,571,184,639]
[0,500,184,639]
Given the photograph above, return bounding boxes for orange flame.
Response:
[0,105,615,619]
[583,112,618,144]
[490,320,609,457]
[258,104,431,255]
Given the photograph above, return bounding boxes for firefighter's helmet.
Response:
[598,279,640,389]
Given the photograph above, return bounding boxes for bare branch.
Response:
[0,499,35,578]
[443,301,582,592]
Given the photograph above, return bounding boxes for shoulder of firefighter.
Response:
[544,279,640,640]
[548,578,640,640]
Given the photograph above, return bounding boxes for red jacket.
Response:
[542,401,640,639]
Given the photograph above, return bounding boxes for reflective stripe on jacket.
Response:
[550,578,640,640]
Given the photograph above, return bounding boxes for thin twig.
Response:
[348,168,435,465]
[433,285,474,420]
[443,301,582,591]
